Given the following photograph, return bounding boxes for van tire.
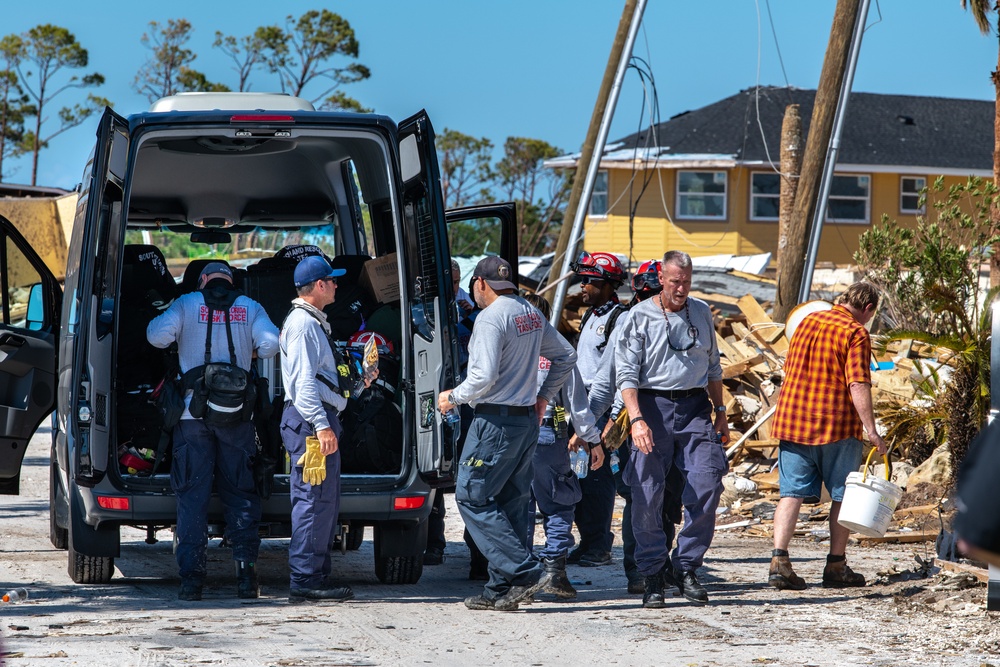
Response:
[346,524,364,551]
[68,545,114,584]
[373,521,425,584]
[375,554,423,584]
[49,460,68,550]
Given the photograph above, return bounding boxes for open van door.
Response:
[397,110,460,487]
[445,202,519,274]
[0,215,62,494]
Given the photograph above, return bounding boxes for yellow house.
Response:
[547,87,993,266]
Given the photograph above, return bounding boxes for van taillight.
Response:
[97,496,130,511]
[392,496,425,511]
[229,115,294,123]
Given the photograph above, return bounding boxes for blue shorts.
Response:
[777,437,864,503]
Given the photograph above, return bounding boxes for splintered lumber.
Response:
[736,295,789,356]
[855,530,938,544]
[726,405,776,460]
[716,332,744,361]
[933,559,990,584]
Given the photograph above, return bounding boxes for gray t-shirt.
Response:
[537,357,601,444]
[615,296,721,392]
[576,301,626,389]
[451,293,576,407]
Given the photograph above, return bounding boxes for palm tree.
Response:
[962,1,1000,285]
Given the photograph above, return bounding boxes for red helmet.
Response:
[571,251,625,284]
[349,330,394,354]
[631,259,662,293]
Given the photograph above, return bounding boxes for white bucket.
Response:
[837,453,903,537]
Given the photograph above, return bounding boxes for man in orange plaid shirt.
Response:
[768,282,888,591]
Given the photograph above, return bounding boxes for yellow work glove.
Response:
[296,436,327,486]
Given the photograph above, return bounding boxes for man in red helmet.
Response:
[566,251,629,568]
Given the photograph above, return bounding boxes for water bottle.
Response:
[572,447,589,479]
[443,407,461,425]
[610,450,620,475]
[2,588,28,603]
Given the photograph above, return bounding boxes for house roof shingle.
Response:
[568,87,994,171]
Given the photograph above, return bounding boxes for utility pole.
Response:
[544,0,641,324]
[772,104,803,323]
[783,0,865,306]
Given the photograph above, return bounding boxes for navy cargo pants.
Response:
[456,407,543,601]
[171,419,261,582]
[281,402,343,589]
[526,424,583,559]
[623,391,727,577]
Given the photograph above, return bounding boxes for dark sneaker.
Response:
[578,550,612,567]
[236,561,259,599]
[289,583,354,603]
[675,569,709,603]
[541,557,577,599]
[178,578,203,601]
[822,559,865,588]
[566,545,589,565]
[627,572,645,595]
[494,572,549,611]
[642,575,665,609]
[423,547,445,566]
[464,594,499,611]
[769,556,807,591]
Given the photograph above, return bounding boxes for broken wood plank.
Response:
[716,332,745,362]
[895,503,940,517]
[737,294,789,355]
[933,559,990,584]
[855,530,937,544]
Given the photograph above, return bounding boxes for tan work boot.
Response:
[822,555,865,588]
[768,549,807,591]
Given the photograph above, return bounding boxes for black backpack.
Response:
[579,302,628,352]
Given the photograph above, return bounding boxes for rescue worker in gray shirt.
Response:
[616,250,730,609]
[437,256,576,612]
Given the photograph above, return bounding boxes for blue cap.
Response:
[294,255,346,288]
[199,261,233,281]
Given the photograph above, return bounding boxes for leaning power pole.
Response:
[779,0,867,308]
[772,104,803,323]
[544,0,644,325]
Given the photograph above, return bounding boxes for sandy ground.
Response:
[3,425,1000,667]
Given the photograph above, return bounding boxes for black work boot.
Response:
[179,577,203,601]
[236,561,259,599]
[675,568,709,604]
[541,556,577,599]
[642,574,665,609]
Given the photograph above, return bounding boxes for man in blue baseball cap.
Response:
[280,254,371,603]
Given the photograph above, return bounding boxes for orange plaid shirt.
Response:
[771,304,871,445]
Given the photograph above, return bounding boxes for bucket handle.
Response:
[861,446,891,483]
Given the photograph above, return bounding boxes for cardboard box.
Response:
[360,253,400,304]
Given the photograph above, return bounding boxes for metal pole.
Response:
[798,0,871,303]
[548,0,648,326]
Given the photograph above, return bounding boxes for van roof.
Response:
[149,93,316,113]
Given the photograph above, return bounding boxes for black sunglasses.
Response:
[663,299,699,352]
[322,277,338,285]
[579,276,605,286]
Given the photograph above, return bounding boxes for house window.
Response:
[589,170,608,216]
[900,176,926,214]
[826,174,869,223]
[750,172,780,221]
[677,171,727,220]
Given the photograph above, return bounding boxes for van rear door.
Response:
[0,215,62,494]
[397,110,459,486]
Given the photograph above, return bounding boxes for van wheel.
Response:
[68,545,114,584]
[375,554,423,584]
[49,460,68,550]
[346,525,364,551]
[373,522,425,584]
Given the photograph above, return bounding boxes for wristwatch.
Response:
[446,392,457,406]
[714,405,727,413]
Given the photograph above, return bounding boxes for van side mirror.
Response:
[26,283,44,330]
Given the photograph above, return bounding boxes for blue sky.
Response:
[4,0,998,189]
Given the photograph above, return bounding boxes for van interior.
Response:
[112,126,406,480]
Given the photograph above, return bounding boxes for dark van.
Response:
[0,92,516,585]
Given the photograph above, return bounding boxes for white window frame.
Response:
[749,171,780,222]
[589,170,609,217]
[676,170,727,220]
[825,173,870,224]
[900,176,926,215]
